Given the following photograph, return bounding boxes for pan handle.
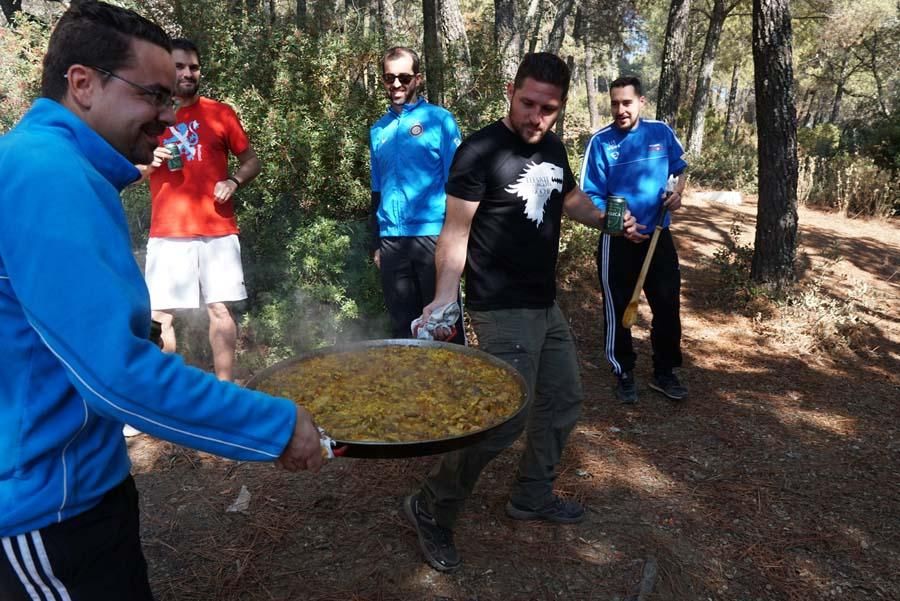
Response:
[332,444,348,457]
[318,428,348,459]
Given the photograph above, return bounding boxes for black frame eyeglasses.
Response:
[86,65,176,110]
[382,72,417,86]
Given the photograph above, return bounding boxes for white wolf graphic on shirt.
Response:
[504,161,564,226]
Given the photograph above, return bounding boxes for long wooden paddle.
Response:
[621,205,668,329]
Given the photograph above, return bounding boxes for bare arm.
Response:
[214,147,262,203]
[563,186,605,229]
[421,195,479,321]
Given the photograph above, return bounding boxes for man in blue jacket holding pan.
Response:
[0,3,324,600]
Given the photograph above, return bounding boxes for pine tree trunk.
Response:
[803,89,817,127]
[723,62,739,143]
[555,55,575,137]
[584,44,601,129]
[295,0,306,28]
[864,33,890,116]
[377,0,396,40]
[523,0,544,55]
[751,0,798,288]
[495,0,520,82]
[574,7,600,129]
[423,0,445,105]
[440,0,473,99]
[686,0,728,155]
[0,0,23,25]
[657,0,692,128]
[545,0,575,55]
[828,54,849,123]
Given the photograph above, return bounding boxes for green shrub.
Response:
[838,113,900,172]
[690,139,758,193]
[240,217,388,362]
[797,123,841,158]
[707,221,764,309]
[798,153,899,217]
[0,19,48,133]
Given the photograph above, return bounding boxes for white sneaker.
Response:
[123,425,142,438]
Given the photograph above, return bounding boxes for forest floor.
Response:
[127,193,899,601]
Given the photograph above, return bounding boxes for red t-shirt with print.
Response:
[149,97,250,238]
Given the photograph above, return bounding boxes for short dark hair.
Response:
[610,76,642,96]
[382,46,420,74]
[513,52,570,100]
[171,37,201,64]
[41,0,171,101]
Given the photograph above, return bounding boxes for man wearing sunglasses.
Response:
[138,38,260,383]
[368,46,464,342]
[0,3,324,600]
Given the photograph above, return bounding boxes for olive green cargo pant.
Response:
[420,303,583,529]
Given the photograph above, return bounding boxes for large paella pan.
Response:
[246,339,529,458]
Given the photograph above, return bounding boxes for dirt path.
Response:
[129,194,899,600]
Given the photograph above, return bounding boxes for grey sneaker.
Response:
[616,371,638,404]
[403,493,460,572]
[505,496,585,524]
[649,371,688,401]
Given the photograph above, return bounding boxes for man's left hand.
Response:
[214,179,238,204]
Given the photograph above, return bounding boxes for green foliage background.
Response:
[1,0,896,365]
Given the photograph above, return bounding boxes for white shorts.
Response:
[145,235,247,310]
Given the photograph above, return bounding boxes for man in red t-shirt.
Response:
[139,38,260,381]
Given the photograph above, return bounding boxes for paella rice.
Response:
[255,346,522,442]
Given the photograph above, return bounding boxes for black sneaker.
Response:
[505,496,586,524]
[403,493,460,572]
[616,371,638,404]
[649,371,688,401]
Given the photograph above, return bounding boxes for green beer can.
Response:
[604,195,627,235]
[165,143,183,171]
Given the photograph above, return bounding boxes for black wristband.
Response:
[227,175,241,188]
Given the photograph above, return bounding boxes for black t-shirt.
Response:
[446,120,576,311]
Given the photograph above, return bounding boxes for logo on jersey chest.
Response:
[505,161,564,226]
[409,123,424,136]
[603,141,620,160]
[163,120,202,162]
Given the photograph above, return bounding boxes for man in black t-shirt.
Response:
[402,53,632,573]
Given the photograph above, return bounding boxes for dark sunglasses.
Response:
[382,72,416,85]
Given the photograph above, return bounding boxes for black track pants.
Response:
[379,236,464,343]
[596,229,682,376]
[1,476,154,601]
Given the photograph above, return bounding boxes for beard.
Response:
[389,84,418,106]
[176,79,199,98]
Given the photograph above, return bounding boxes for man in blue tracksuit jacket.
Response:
[581,76,689,404]
[0,3,323,600]
[369,46,464,342]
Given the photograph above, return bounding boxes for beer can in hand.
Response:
[165,143,183,171]
[604,195,627,235]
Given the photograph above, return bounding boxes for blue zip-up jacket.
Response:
[369,98,461,237]
[0,99,297,537]
[580,119,688,229]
